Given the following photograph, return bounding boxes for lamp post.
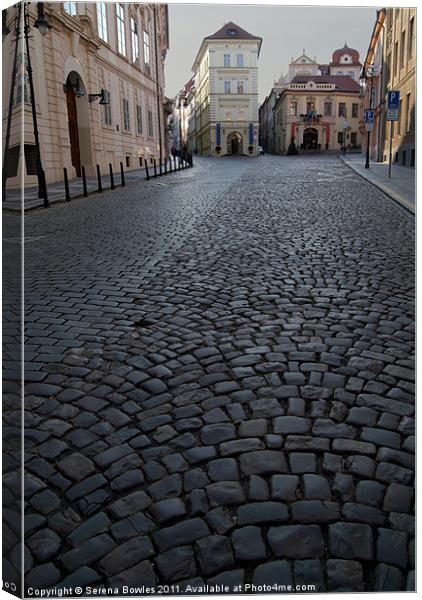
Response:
[363,65,374,169]
[25,2,49,204]
[2,3,50,206]
[2,5,21,202]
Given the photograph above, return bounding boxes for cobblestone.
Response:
[5,155,413,590]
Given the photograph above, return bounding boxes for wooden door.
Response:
[66,86,81,177]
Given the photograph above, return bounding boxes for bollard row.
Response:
[62,161,127,204]
[145,154,194,181]
[62,154,193,204]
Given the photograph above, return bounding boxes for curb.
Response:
[340,156,415,216]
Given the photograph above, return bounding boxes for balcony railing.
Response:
[300,113,322,124]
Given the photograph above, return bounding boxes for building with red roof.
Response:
[261,44,363,155]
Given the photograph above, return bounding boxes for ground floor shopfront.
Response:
[276,121,361,155]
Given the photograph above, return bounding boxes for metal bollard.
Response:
[145,162,150,180]
[109,163,115,190]
[96,164,102,192]
[159,159,162,176]
[169,157,172,173]
[153,159,157,178]
[82,166,88,197]
[63,167,70,201]
[120,162,125,187]
[164,158,168,175]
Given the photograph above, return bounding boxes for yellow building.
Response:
[2,2,169,190]
[192,22,262,157]
[274,75,362,155]
[382,7,415,167]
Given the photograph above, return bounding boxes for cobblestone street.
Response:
[4,155,415,593]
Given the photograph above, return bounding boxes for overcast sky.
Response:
[164,3,379,102]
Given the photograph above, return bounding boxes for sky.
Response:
[164,3,379,103]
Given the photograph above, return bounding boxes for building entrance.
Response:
[65,78,81,177]
[303,127,318,150]
[64,71,93,177]
[227,132,243,155]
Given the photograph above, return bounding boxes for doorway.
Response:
[65,72,93,177]
[65,79,81,177]
[227,132,243,155]
[303,127,318,150]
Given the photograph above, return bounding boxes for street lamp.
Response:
[25,2,49,204]
[2,3,50,206]
[34,2,49,36]
[362,65,375,169]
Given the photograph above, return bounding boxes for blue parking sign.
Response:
[365,110,374,123]
[388,91,400,109]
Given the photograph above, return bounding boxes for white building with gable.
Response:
[191,21,262,156]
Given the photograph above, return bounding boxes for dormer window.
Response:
[227,28,237,36]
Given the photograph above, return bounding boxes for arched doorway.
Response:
[65,72,92,177]
[303,127,318,150]
[227,132,243,155]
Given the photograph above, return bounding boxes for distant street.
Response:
[4,155,414,592]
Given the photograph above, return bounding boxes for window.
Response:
[103,90,112,125]
[97,3,108,42]
[408,17,414,59]
[348,71,355,79]
[147,110,153,137]
[400,30,406,69]
[224,54,230,67]
[405,92,411,132]
[324,102,332,116]
[350,132,357,145]
[131,17,139,62]
[338,103,346,117]
[143,30,150,64]
[64,2,77,16]
[236,54,244,67]
[116,4,126,56]
[393,41,398,76]
[352,103,358,118]
[237,81,244,94]
[289,101,297,116]
[224,81,231,94]
[136,104,143,134]
[337,71,343,76]
[122,98,130,130]
[337,132,343,144]
[227,28,236,36]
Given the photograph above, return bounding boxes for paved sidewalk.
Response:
[3,159,187,212]
[341,154,415,214]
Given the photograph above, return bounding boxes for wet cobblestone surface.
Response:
[3,155,415,592]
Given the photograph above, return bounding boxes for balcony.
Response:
[300,113,322,124]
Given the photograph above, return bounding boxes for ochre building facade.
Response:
[2,2,169,188]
